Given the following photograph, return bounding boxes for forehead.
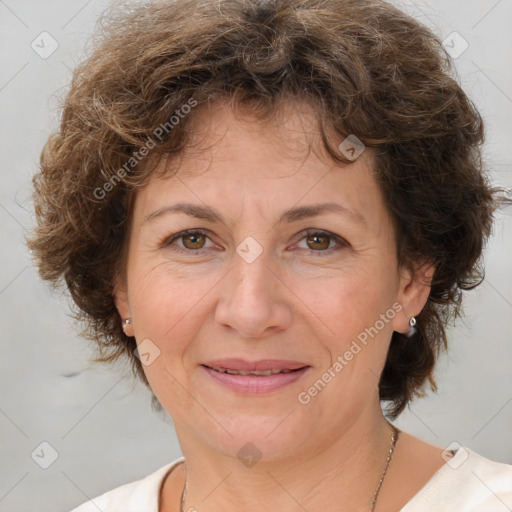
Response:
[134,100,386,232]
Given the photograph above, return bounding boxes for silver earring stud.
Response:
[122,318,131,331]
[406,316,417,338]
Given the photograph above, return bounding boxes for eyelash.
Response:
[162,228,349,256]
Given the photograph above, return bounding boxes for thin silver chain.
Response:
[370,424,400,512]
[180,424,400,512]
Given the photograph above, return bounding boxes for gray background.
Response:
[0,1,511,511]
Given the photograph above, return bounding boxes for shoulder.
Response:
[68,457,185,512]
[402,446,512,511]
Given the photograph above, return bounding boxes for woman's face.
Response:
[115,100,429,461]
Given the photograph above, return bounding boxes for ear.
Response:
[113,273,134,337]
[391,260,436,335]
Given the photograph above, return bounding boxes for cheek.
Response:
[293,265,397,377]
[295,266,392,330]
[127,266,213,408]
[128,261,219,351]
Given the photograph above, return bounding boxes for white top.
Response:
[70,447,512,512]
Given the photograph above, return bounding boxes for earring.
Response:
[122,318,132,332]
[406,316,417,338]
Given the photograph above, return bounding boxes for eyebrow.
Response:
[143,201,367,227]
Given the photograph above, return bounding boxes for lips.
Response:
[206,367,297,376]
[202,358,309,372]
[201,363,311,393]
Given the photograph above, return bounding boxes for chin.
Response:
[196,413,312,463]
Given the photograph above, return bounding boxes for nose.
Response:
[214,250,293,339]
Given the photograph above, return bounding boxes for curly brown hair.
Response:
[28,0,510,419]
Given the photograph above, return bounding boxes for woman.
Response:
[28,0,512,510]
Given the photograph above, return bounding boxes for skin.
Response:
[114,99,448,512]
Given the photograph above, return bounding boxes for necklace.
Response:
[180,424,400,512]
[370,424,400,511]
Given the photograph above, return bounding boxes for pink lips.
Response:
[201,358,311,394]
[202,358,308,371]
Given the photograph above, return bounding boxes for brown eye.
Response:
[181,232,207,250]
[306,233,331,251]
[163,229,214,253]
[294,229,349,255]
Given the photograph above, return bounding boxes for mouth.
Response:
[201,358,308,371]
[200,362,311,393]
[202,366,304,376]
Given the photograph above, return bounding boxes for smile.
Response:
[201,364,311,393]
[207,367,296,375]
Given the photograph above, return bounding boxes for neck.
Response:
[173,411,397,512]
